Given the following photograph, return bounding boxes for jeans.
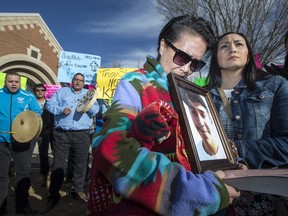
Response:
[0,143,10,207]
[48,129,90,200]
[0,141,35,207]
[32,132,53,176]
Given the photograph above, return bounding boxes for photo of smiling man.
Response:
[181,89,227,161]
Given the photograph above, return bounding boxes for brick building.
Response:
[0,13,62,90]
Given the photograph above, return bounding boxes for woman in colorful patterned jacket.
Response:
[88,15,240,216]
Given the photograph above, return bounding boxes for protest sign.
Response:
[96,68,137,99]
[44,84,61,100]
[58,51,101,85]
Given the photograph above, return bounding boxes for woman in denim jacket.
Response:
[206,32,288,215]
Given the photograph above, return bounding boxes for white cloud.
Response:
[110,47,158,68]
[78,1,165,38]
[77,0,166,68]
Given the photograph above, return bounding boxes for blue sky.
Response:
[0,0,166,68]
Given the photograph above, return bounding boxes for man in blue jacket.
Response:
[0,72,42,215]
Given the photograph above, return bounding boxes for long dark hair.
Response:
[207,32,257,90]
[284,30,288,72]
[33,83,46,92]
[285,30,288,49]
[156,15,215,61]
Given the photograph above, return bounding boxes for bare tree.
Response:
[156,0,288,66]
[111,61,122,68]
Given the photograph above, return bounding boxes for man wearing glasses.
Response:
[41,73,99,214]
[33,84,54,188]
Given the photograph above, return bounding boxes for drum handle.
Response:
[0,131,15,134]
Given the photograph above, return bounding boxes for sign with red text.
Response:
[96,68,137,99]
[44,84,62,100]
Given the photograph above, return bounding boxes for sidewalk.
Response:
[6,145,88,216]
[31,142,53,172]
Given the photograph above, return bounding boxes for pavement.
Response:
[6,144,88,216]
[31,143,53,172]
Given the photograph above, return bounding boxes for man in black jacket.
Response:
[33,84,54,187]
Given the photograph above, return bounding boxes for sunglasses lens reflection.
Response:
[174,51,190,66]
[174,51,206,72]
[167,40,206,72]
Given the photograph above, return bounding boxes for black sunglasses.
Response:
[73,78,84,82]
[165,40,206,72]
[35,89,45,92]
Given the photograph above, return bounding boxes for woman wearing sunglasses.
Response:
[206,32,288,215]
[88,15,240,216]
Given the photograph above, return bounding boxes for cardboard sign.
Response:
[96,68,137,99]
[44,84,61,100]
[58,51,101,85]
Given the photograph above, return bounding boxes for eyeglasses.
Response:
[35,89,45,92]
[165,40,206,72]
[73,78,84,83]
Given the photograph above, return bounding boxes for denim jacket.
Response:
[209,74,288,168]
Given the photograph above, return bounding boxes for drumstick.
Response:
[0,131,15,134]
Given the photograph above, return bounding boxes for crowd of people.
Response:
[0,73,102,216]
[0,15,287,216]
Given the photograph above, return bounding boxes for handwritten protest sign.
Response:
[96,68,137,99]
[0,72,27,89]
[58,51,101,85]
[44,84,62,100]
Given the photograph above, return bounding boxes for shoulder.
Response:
[256,69,286,83]
[121,69,146,81]
[263,63,287,79]
[59,86,69,91]
[55,86,70,94]
[81,88,89,93]
[254,71,288,94]
[18,89,36,98]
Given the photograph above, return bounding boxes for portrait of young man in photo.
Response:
[182,90,227,161]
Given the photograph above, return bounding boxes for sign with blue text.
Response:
[57,51,101,85]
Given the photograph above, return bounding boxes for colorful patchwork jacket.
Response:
[88,56,230,216]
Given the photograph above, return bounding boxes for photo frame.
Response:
[167,73,237,173]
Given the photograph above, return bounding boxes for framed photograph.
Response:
[167,73,237,173]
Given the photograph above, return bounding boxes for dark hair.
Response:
[207,32,257,90]
[285,30,288,49]
[285,51,288,72]
[186,91,207,110]
[73,73,85,81]
[156,15,216,61]
[285,30,288,72]
[5,72,20,81]
[33,83,46,92]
